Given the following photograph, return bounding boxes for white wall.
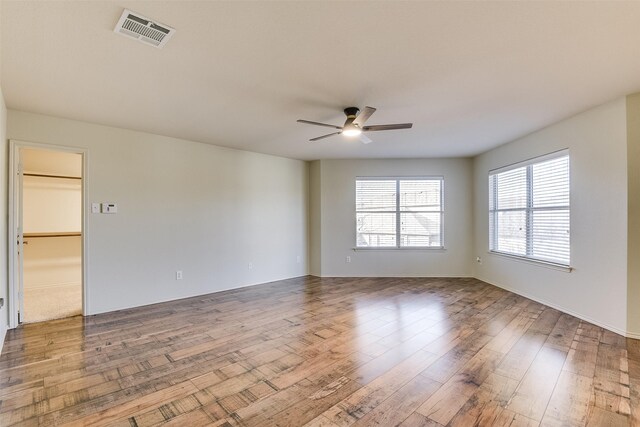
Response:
[7,110,309,315]
[0,88,8,352]
[311,158,473,277]
[473,97,628,334]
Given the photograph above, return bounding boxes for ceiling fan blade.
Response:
[309,132,341,142]
[353,106,376,127]
[359,134,373,144]
[363,123,413,131]
[297,119,342,130]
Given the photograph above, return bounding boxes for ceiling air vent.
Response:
[114,9,175,49]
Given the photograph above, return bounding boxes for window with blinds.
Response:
[489,152,570,266]
[356,178,443,248]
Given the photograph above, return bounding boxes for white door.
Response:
[15,149,25,324]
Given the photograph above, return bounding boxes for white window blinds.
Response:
[489,152,570,266]
[356,178,443,248]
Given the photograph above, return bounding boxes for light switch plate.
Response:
[91,203,100,214]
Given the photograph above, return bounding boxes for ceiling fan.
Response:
[297,106,413,144]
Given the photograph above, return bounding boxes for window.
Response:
[356,177,443,248]
[489,151,570,266]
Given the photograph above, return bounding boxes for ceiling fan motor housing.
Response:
[344,107,360,118]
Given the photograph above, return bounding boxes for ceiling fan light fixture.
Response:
[342,124,362,137]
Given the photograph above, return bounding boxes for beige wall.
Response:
[23,175,82,233]
[310,158,474,277]
[627,93,640,337]
[22,147,81,177]
[23,236,81,290]
[473,97,628,334]
[8,110,309,315]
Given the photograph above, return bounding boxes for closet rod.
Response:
[23,173,81,180]
[23,232,82,238]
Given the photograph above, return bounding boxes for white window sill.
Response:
[353,247,446,252]
[488,251,573,272]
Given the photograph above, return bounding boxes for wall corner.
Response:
[627,93,640,336]
[308,160,322,276]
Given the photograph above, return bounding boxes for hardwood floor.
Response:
[0,276,637,426]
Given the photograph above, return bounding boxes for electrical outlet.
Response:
[346,256,351,263]
[176,270,183,280]
[248,262,253,270]
[476,256,482,264]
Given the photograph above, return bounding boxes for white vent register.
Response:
[114,9,175,48]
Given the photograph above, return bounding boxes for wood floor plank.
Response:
[541,370,593,426]
[350,373,440,427]
[415,346,504,425]
[0,276,637,427]
[505,346,566,422]
[563,322,601,379]
[233,351,372,426]
[397,412,444,426]
[448,373,519,427]
[154,408,216,427]
[311,348,439,426]
[494,331,547,381]
[592,342,631,416]
[627,337,640,427]
[59,380,198,426]
[586,406,628,427]
[268,377,362,427]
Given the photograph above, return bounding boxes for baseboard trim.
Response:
[310,274,475,278]
[626,331,640,340]
[476,276,631,338]
[0,326,6,355]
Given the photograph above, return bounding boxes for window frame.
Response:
[355,176,445,250]
[488,150,571,268]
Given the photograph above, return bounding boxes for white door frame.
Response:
[8,139,89,328]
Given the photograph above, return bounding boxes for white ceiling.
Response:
[2,1,640,160]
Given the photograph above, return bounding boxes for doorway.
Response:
[9,141,87,326]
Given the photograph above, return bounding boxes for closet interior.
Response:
[22,148,82,323]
